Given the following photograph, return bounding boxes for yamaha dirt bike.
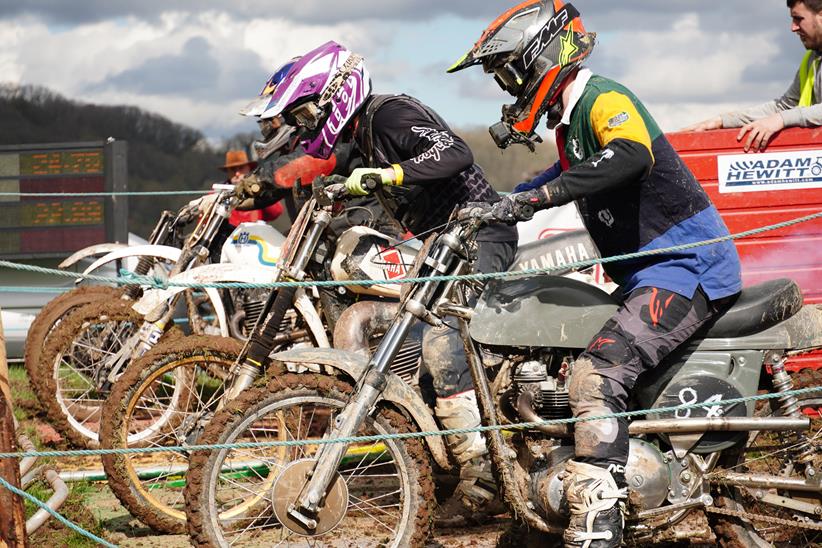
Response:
[35,182,274,448]
[96,175,607,535]
[183,202,822,547]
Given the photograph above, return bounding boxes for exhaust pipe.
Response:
[516,392,809,435]
[333,301,400,355]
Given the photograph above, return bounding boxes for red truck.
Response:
[668,127,822,376]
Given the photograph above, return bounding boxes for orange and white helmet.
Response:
[448,0,594,148]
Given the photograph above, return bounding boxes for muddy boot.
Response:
[436,390,498,510]
[562,461,627,548]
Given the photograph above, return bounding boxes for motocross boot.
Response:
[562,460,627,548]
[435,390,498,510]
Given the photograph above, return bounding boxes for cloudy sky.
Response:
[0,1,806,141]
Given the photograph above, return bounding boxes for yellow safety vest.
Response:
[799,51,819,107]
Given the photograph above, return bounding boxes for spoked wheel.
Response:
[185,373,434,547]
[711,398,822,546]
[24,286,125,398]
[100,335,244,534]
[37,299,144,448]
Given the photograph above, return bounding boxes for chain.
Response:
[705,504,822,531]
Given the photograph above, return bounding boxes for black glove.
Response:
[492,188,552,224]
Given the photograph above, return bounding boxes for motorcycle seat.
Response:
[705,278,803,338]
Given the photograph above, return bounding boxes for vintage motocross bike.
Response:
[97,175,605,534]
[23,202,193,397]
[35,182,281,448]
[183,203,822,547]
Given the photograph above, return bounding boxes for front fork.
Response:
[287,311,418,525]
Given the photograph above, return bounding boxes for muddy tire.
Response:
[185,373,434,547]
[36,299,179,448]
[100,335,243,534]
[24,286,125,397]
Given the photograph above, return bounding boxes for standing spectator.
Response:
[686,0,822,151]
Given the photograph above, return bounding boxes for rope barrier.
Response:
[1,385,820,460]
[0,476,116,547]
[0,210,820,292]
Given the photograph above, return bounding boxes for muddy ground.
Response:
[9,363,509,547]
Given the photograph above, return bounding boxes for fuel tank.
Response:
[469,275,618,349]
[220,221,285,270]
[329,226,420,298]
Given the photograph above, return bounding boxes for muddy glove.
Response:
[490,188,550,224]
[344,166,401,196]
[235,173,263,199]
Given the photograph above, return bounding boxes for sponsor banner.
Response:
[717,149,822,193]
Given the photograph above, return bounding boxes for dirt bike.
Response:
[23,204,192,398]
[182,202,822,547]
[34,183,273,448]
[96,175,609,535]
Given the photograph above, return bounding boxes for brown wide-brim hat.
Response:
[220,150,258,171]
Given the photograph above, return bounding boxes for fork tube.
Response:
[227,210,333,399]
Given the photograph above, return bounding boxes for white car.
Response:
[1,233,148,361]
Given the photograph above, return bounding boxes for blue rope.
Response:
[0,476,116,547]
[0,210,820,292]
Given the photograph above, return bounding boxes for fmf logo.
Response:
[522,5,578,70]
[718,150,822,194]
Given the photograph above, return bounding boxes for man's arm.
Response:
[538,91,654,207]
[374,100,474,185]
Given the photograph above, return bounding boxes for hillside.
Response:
[0,85,558,237]
[0,84,224,236]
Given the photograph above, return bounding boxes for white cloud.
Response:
[600,13,782,103]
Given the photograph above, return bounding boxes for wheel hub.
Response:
[271,458,349,537]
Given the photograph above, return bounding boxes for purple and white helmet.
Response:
[259,41,371,159]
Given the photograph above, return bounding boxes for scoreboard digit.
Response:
[0,141,128,259]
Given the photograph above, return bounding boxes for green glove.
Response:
[345,167,397,196]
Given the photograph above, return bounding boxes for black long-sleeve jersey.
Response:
[354,94,517,242]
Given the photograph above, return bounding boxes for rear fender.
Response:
[59,243,130,269]
[271,347,452,471]
[81,245,182,277]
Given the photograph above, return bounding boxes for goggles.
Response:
[284,101,324,131]
[492,62,526,96]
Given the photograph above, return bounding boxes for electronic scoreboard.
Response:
[0,141,128,259]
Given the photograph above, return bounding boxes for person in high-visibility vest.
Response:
[686,0,822,151]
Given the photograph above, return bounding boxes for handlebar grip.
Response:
[361,173,382,192]
[518,204,535,222]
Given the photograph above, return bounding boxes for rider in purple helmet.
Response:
[253,40,518,510]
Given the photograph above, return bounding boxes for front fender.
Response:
[59,243,130,269]
[271,347,453,471]
[81,245,182,277]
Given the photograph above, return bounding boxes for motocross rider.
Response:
[251,40,519,509]
[449,2,743,546]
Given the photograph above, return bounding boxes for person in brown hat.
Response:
[218,149,287,226]
[220,149,258,185]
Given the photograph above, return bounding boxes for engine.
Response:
[229,288,299,341]
[508,360,572,420]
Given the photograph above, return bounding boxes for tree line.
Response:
[0,84,557,237]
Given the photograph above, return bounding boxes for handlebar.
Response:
[313,173,381,204]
